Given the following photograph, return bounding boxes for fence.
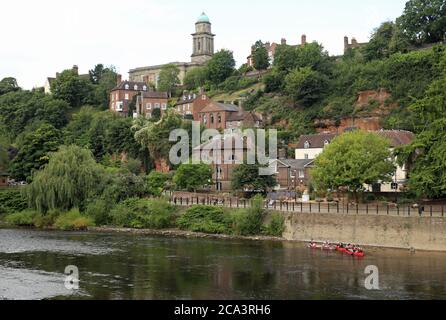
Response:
[169,196,446,218]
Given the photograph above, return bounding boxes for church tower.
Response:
[191,12,215,64]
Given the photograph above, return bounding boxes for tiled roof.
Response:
[141,91,169,99]
[280,159,314,169]
[112,81,148,91]
[226,111,262,122]
[297,133,338,149]
[376,130,414,147]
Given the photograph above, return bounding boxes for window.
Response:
[146,103,152,110]
[134,85,138,90]
[203,115,207,125]
[324,140,330,146]
[125,84,129,90]
[304,141,310,149]
[218,113,222,124]
[304,154,309,160]
[155,103,160,109]
[161,103,167,110]
[299,170,305,178]
[143,85,147,91]
[211,114,214,124]
[125,94,129,100]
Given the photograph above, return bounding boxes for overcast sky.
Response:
[0,0,408,89]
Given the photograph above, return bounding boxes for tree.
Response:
[311,131,395,200]
[184,67,208,90]
[397,0,446,45]
[252,41,270,71]
[0,77,20,95]
[146,171,171,196]
[284,67,327,107]
[363,22,409,61]
[231,164,277,193]
[10,123,63,181]
[24,145,105,213]
[93,67,118,109]
[89,64,106,84]
[157,64,180,97]
[206,49,236,85]
[173,163,212,192]
[51,69,93,108]
[395,74,446,198]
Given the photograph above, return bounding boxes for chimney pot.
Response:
[116,74,122,86]
[281,38,287,45]
[301,34,307,45]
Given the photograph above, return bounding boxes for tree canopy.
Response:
[0,77,20,95]
[312,131,395,195]
[157,64,180,97]
[173,163,212,192]
[252,41,270,71]
[206,49,236,85]
[231,164,277,193]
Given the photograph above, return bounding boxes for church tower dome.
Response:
[191,12,215,64]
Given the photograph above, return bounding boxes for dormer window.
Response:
[143,85,147,91]
[324,140,330,146]
[124,84,129,90]
[304,141,311,149]
[134,85,138,90]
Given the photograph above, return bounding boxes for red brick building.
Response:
[174,92,211,120]
[136,91,169,118]
[109,76,149,115]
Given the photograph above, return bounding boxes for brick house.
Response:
[198,102,262,131]
[174,91,211,120]
[269,159,314,191]
[136,91,169,118]
[109,75,149,114]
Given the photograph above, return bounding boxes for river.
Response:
[0,228,445,300]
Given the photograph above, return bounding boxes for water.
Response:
[0,228,445,300]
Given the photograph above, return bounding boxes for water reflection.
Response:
[0,229,445,300]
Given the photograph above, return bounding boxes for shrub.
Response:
[0,189,28,216]
[85,199,113,226]
[34,210,59,228]
[5,210,38,227]
[111,198,175,229]
[262,213,285,237]
[177,205,231,234]
[232,195,265,236]
[54,208,94,231]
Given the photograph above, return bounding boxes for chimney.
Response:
[351,37,358,46]
[116,74,122,86]
[281,38,287,45]
[72,65,79,75]
[301,34,307,45]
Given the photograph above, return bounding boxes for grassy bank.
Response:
[0,194,285,237]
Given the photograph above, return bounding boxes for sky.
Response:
[0,0,409,89]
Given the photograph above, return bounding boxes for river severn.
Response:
[0,228,445,300]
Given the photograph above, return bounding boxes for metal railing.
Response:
[169,197,445,218]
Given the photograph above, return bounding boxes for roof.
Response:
[197,12,210,23]
[226,111,262,122]
[376,130,414,147]
[129,62,191,73]
[200,102,240,113]
[141,91,169,99]
[112,81,148,92]
[193,134,255,152]
[297,133,338,149]
[280,159,314,169]
[175,94,197,106]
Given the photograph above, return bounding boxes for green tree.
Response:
[173,163,212,192]
[206,49,236,85]
[284,67,327,107]
[93,67,118,109]
[312,131,395,200]
[231,164,277,193]
[51,69,93,108]
[146,171,171,196]
[397,0,446,45]
[363,22,409,61]
[184,67,208,90]
[25,145,105,213]
[0,77,20,95]
[158,64,180,97]
[252,41,270,71]
[10,123,63,181]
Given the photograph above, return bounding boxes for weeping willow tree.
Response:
[24,145,105,213]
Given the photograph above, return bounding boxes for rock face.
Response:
[315,89,396,134]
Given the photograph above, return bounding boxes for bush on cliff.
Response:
[54,208,94,231]
[5,210,38,227]
[262,213,285,237]
[231,195,266,236]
